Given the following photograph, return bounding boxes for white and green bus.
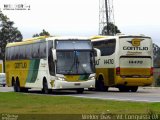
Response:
[91,34,153,92]
[5,36,96,93]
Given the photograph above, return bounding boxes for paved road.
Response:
[0,86,160,102]
[71,88,160,103]
[0,86,13,92]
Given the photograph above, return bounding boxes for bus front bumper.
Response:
[53,80,95,89]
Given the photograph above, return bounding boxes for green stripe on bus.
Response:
[26,59,40,83]
[79,75,89,81]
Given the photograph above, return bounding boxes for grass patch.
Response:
[0,92,160,114]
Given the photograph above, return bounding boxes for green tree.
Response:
[102,22,121,35]
[153,43,160,86]
[153,43,160,67]
[0,11,23,60]
[33,29,50,37]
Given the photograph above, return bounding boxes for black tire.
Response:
[42,80,51,94]
[13,80,20,92]
[118,86,129,92]
[88,88,95,91]
[77,88,84,94]
[96,76,108,92]
[130,86,138,92]
[20,87,28,92]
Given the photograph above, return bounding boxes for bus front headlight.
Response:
[56,77,66,81]
[89,74,96,80]
[89,76,95,80]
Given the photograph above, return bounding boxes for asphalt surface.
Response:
[0,86,160,103]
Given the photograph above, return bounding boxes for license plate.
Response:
[74,83,80,86]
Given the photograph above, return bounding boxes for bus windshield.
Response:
[56,51,95,75]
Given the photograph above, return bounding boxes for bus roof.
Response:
[46,36,89,40]
[6,36,90,47]
[90,34,151,41]
[117,34,151,39]
[90,35,117,41]
[6,36,49,47]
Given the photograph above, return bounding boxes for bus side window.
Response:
[40,42,46,58]
[92,39,116,56]
[19,45,25,60]
[25,44,32,59]
[6,48,9,60]
[32,43,40,59]
[9,47,12,60]
[48,41,55,76]
[10,47,15,60]
[15,46,20,60]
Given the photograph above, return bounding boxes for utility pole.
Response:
[99,0,115,35]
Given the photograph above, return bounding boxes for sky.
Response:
[0,0,160,45]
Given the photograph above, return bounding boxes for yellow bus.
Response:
[5,36,96,93]
[91,34,153,92]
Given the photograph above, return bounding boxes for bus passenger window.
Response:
[9,47,14,60]
[25,44,32,59]
[32,43,40,58]
[6,48,9,60]
[19,46,25,59]
[40,42,46,58]
[14,46,19,60]
[92,39,116,56]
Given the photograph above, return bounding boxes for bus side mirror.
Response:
[94,48,101,59]
[52,49,57,61]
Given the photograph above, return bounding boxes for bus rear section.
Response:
[116,36,153,92]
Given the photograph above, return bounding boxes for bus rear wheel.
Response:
[13,80,20,92]
[130,86,138,92]
[77,88,84,94]
[118,86,129,92]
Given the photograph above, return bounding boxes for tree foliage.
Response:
[102,22,121,35]
[0,11,23,60]
[33,29,50,37]
[153,43,160,67]
[153,43,160,86]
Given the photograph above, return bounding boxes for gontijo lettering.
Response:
[123,46,148,50]
[15,62,27,69]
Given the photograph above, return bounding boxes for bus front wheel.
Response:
[77,88,84,94]
[42,80,51,94]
